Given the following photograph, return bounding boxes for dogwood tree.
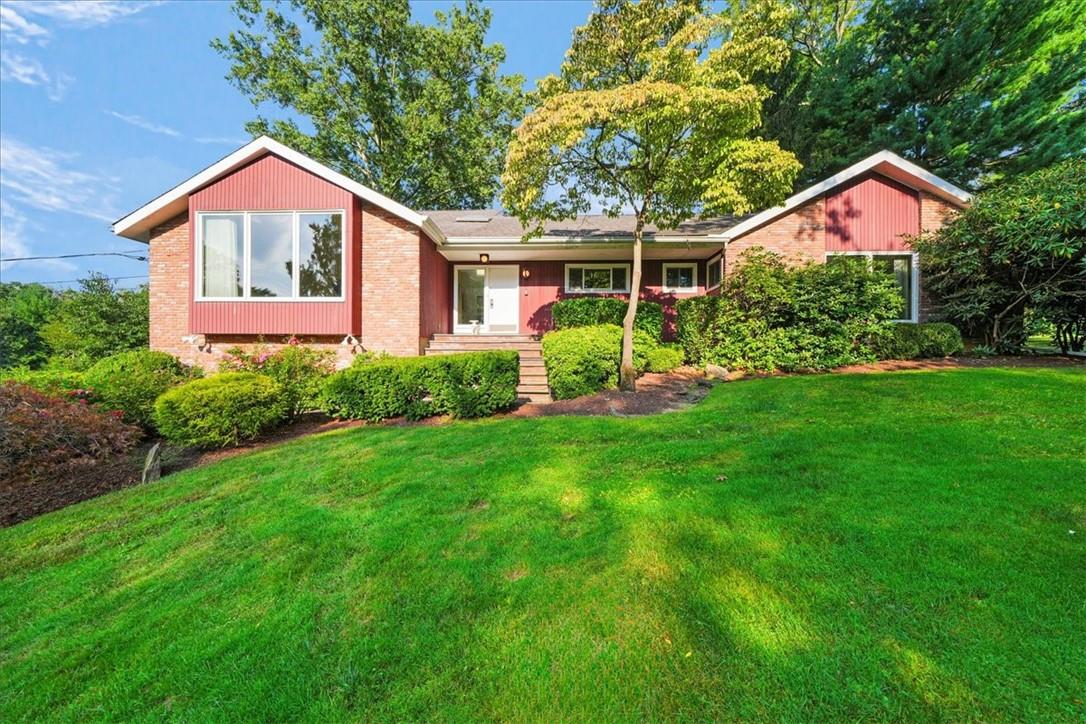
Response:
[502,0,801,390]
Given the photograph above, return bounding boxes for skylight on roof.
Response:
[455,216,491,223]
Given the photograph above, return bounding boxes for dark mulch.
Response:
[510,368,711,418]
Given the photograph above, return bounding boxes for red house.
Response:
[112,137,970,397]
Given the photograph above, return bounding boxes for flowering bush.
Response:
[0,381,141,481]
[219,337,336,419]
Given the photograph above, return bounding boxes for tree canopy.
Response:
[911,158,1086,352]
[213,0,526,209]
[503,0,801,389]
[761,0,1085,189]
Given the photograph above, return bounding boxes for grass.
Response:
[2,368,1084,721]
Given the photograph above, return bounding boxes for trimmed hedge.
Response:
[874,322,964,360]
[551,297,664,340]
[153,372,287,448]
[646,344,685,373]
[84,350,202,430]
[321,351,519,422]
[540,325,656,400]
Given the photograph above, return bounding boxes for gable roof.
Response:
[713,150,972,241]
[423,210,744,242]
[112,136,446,243]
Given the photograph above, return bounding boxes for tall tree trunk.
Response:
[619,219,644,391]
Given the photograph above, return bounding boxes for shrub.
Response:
[676,249,901,372]
[873,325,922,360]
[0,382,140,481]
[874,323,965,360]
[551,297,664,340]
[322,351,519,422]
[1,368,86,398]
[153,373,287,448]
[220,339,336,419]
[541,325,656,400]
[83,350,202,430]
[916,322,964,357]
[645,344,685,373]
[0,282,57,370]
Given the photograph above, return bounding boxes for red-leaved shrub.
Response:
[0,381,141,481]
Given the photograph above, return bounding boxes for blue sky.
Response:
[0,0,593,287]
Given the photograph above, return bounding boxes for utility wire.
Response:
[32,274,149,286]
[0,251,147,263]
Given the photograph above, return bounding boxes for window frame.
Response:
[705,252,723,291]
[825,251,919,323]
[662,262,699,293]
[195,209,347,302]
[563,263,631,294]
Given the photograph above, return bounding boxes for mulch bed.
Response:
[4,355,1081,527]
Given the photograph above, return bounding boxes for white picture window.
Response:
[662,262,698,293]
[197,210,345,301]
[565,264,630,293]
[827,252,918,322]
[706,253,723,290]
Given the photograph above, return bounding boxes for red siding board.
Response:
[517,259,705,340]
[188,154,357,336]
[825,173,920,251]
[420,235,452,337]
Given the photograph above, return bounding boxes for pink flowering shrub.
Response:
[0,381,141,481]
[219,337,336,419]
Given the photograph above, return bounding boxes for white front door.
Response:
[454,265,519,333]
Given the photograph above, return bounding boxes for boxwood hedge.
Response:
[541,324,657,400]
[551,297,664,341]
[153,372,286,448]
[321,350,519,422]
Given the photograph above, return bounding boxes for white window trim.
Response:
[195,209,347,302]
[705,252,723,291]
[826,251,919,323]
[662,262,698,293]
[564,263,631,294]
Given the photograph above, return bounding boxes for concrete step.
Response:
[431,334,538,342]
[426,343,542,353]
[517,383,551,395]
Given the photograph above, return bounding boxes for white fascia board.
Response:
[442,236,723,245]
[111,136,443,243]
[712,150,972,241]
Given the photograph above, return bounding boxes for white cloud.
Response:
[0,50,70,100]
[106,110,181,138]
[0,197,77,271]
[6,1,159,29]
[0,136,118,222]
[0,4,48,45]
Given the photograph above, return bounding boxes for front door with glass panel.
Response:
[454,266,519,333]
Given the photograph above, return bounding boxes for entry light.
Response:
[479,253,490,264]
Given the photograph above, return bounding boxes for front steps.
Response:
[424,334,551,403]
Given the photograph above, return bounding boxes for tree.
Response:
[763,0,1086,189]
[40,275,149,370]
[0,282,58,370]
[212,0,525,209]
[502,0,801,390]
[910,159,1086,352]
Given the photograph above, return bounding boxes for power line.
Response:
[33,274,149,286]
[0,251,147,263]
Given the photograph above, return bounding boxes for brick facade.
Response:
[724,198,825,273]
[916,192,959,321]
[360,204,428,356]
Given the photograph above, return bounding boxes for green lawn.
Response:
[2,368,1084,721]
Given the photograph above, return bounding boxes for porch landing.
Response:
[424,334,551,403]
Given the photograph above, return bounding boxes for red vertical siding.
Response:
[419,235,451,337]
[516,259,705,340]
[824,173,920,251]
[188,154,358,335]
